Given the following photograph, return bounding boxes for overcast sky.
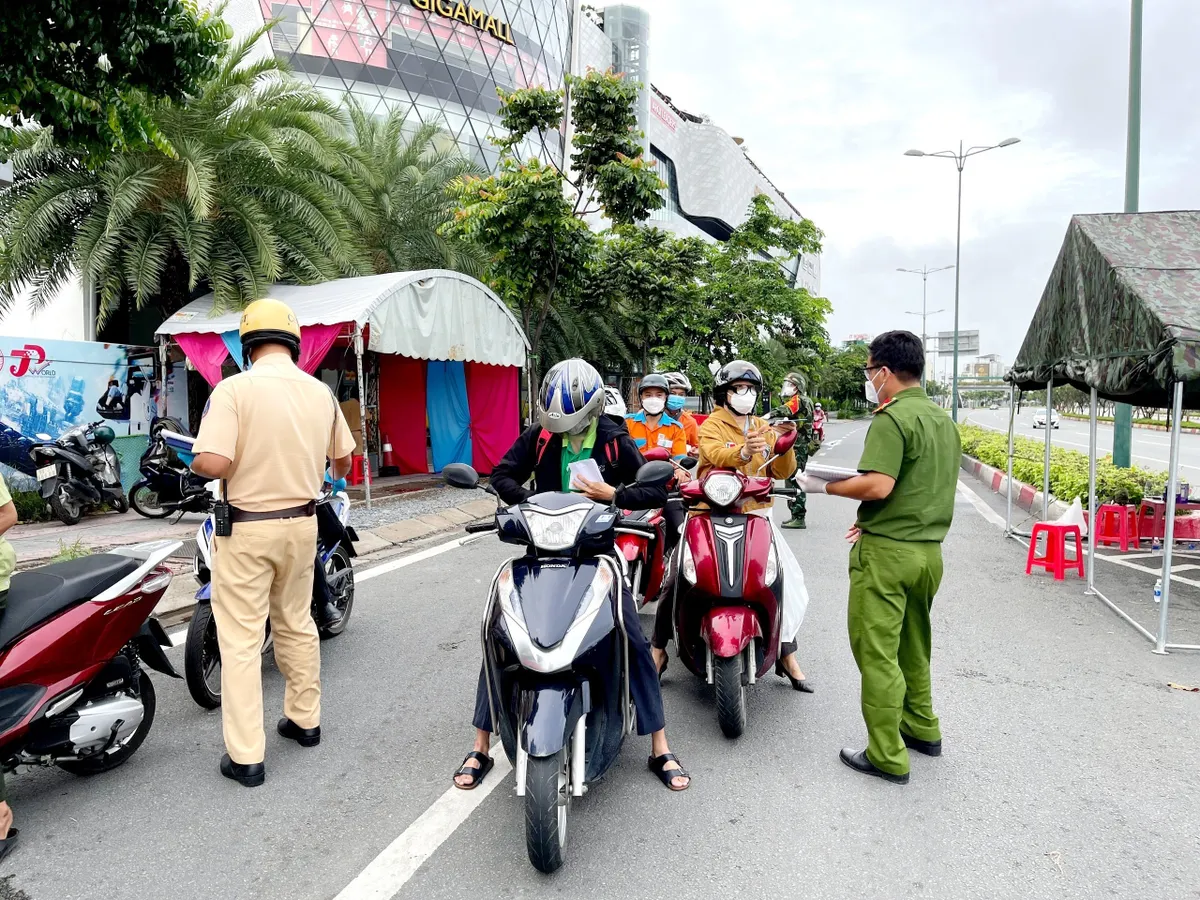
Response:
[610,0,1200,370]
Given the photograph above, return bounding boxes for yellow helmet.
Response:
[239,298,301,362]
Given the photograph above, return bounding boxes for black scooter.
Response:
[30,422,128,525]
[129,421,211,519]
[443,458,674,874]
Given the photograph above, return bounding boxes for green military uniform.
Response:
[785,393,816,527]
[849,386,961,776]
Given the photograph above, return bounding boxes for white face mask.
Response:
[864,369,885,405]
[567,417,594,436]
[642,396,666,415]
[729,389,758,415]
[781,384,797,398]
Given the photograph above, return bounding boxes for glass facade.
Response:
[262,0,574,170]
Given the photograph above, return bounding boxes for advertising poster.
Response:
[0,338,168,485]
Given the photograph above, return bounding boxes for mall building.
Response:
[1,0,819,342]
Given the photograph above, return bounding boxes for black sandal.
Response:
[656,654,669,680]
[648,753,690,791]
[452,751,494,790]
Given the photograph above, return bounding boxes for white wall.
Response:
[0,275,90,342]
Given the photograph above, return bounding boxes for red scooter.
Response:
[669,431,798,737]
[0,541,181,781]
[614,449,695,608]
[812,408,826,443]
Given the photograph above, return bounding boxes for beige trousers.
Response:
[211,517,320,764]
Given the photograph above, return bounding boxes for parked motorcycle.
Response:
[669,429,799,737]
[183,484,358,709]
[443,458,675,874]
[614,448,695,608]
[0,541,181,782]
[30,421,128,525]
[129,425,212,519]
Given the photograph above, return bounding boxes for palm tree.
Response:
[345,100,488,279]
[0,26,370,325]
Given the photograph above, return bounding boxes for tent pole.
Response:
[1155,380,1184,654]
[1006,384,1016,536]
[1043,378,1053,519]
[157,337,169,420]
[355,327,371,509]
[1087,388,1098,592]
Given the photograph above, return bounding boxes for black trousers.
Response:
[471,584,666,736]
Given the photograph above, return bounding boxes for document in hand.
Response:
[804,463,858,483]
[568,457,604,490]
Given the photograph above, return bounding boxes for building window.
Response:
[650,145,681,220]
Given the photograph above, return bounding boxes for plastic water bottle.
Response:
[1154,578,1162,604]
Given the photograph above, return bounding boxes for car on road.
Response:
[988,403,1000,410]
[1033,411,1060,429]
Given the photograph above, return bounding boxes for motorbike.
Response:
[129,424,213,519]
[614,449,696,609]
[183,483,358,709]
[668,429,799,737]
[0,541,181,781]
[813,409,826,443]
[30,421,128,525]
[443,457,675,874]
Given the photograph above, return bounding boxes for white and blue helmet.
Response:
[540,359,605,435]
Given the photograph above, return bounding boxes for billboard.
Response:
[935,330,980,357]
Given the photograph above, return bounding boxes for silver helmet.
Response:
[539,359,605,435]
[603,385,627,417]
[664,371,692,393]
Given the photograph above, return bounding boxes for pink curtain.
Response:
[175,333,231,386]
[465,363,519,475]
[299,323,344,374]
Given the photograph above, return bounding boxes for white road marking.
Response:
[956,480,1007,528]
[335,751,513,900]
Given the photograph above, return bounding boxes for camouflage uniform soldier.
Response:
[779,372,815,529]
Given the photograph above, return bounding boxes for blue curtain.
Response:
[220,330,245,371]
[426,360,473,472]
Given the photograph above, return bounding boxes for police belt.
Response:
[229,500,317,523]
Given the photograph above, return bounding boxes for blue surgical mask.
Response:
[667,395,686,412]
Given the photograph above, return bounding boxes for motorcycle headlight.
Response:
[681,541,697,584]
[703,473,743,507]
[524,506,591,552]
[764,540,779,586]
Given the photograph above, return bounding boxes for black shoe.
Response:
[220,754,265,787]
[902,731,942,757]
[0,828,18,863]
[839,748,909,784]
[317,602,342,628]
[277,717,321,747]
[774,661,814,693]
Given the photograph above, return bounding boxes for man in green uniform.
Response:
[797,330,960,784]
[778,372,816,529]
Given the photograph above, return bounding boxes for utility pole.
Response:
[899,265,953,390]
[1113,0,1142,469]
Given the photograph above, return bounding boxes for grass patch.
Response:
[50,539,91,562]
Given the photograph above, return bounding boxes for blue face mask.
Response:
[667,395,687,412]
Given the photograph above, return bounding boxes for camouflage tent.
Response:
[1008,211,1200,408]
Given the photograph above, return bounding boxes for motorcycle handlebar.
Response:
[772,488,799,498]
[465,521,496,534]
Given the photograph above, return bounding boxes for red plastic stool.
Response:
[347,454,369,486]
[1095,503,1139,552]
[1026,523,1085,580]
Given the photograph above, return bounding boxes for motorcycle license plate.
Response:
[36,464,56,481]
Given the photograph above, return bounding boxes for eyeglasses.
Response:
[863,366,885,377]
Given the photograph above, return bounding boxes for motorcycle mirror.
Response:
[635,460,675,487]
[678,456,698,471]
[774,430,798,455]
[442,463,480,489]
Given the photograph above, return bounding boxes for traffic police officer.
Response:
[191,298,356,787]
[797,330,960,784]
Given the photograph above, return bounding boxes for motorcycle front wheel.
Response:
[525,752,569,874]
[130,482,171,518]
[714,654,747,739]
[184,603,222,709]
[49,485,83,526]
[56,670,156,776]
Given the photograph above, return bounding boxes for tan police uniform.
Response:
[193,353,356,764]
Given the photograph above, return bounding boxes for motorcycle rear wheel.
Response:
[318,546,354,640]
[56,671,156,775]
[49,486,83,526]
[714,655,747,738]
[525,752,568,874]
[184,603,222,709]
[130,483,171,518]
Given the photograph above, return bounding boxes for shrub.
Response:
[958,424,1167,507]
[10,490,48,523]
[50,539,90,562]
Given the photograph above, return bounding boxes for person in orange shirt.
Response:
[625,374,689,461]
[664,372,699,457]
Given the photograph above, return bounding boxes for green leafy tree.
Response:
[0,0,229,159]
[449,69,665,384]
[0,28,369,325]
[346,100,488,278]
[817,342,870,408]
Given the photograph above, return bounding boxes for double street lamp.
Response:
[898,264,954,391]
[904,137,1021,422]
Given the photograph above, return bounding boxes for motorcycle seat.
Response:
[0,555,142,650]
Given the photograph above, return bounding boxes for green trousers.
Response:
[847,533,943,776]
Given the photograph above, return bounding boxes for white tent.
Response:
[155,271,529,504]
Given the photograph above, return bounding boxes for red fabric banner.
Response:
[174,333,230,386]
[465,363,519,475]
[377,355,428,474]
[298,323,344,374]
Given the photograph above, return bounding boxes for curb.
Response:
[960,453,1070,520]
[1058,413,1200,434]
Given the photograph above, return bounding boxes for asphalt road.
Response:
[5,419,1200,900]
[963,406,1200,477]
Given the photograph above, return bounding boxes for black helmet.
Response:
[713,360,762,407]
[637,373,670,396]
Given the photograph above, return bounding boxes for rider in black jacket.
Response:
[452,360,690,793]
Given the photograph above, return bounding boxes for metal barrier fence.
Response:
[111,435,149,495]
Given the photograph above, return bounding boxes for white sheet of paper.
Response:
[804,463,859,483]
[568,457,604,489]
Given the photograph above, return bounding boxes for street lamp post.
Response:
[898,264,954,390]
[905,137,1021,422]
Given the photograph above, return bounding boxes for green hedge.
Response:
[958,424,1167,507]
